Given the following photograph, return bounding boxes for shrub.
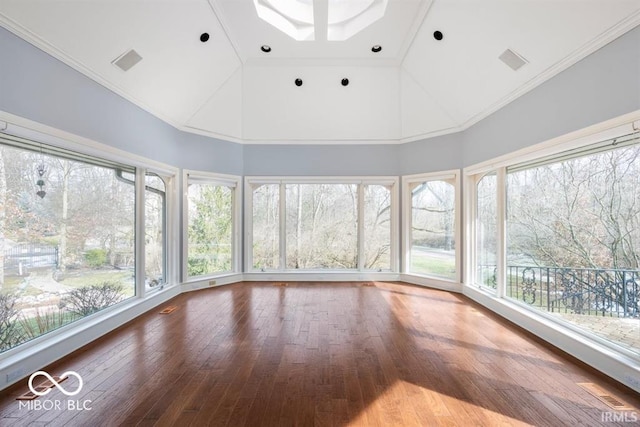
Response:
[84,249,108,268]
[59,282,124,317]
[19,307,73,339]
[0,293,23,352]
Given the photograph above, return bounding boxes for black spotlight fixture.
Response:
[433,30,443,41]
[341,78,349,86]
[200,32,210,43]
[261,45,272,53]
[295,78,303,87]
[371,45,382,53]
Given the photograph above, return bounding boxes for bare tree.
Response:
[508,145,640,270]
[0,148,5,287]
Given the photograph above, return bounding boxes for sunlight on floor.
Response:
[347,380,534,426]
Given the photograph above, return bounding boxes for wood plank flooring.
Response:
[0,281,638,426]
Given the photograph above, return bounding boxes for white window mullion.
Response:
[279,182,286,270]
[401,178,412,273]
[357,184,365,271]
[390,182,399,273]
[463,173,475,286]
[135,168,146,298]
[244,179,253,272]
[496,167,507,298]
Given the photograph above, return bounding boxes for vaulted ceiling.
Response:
[1,0,639,144]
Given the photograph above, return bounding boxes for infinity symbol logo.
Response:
[28,371,84,397]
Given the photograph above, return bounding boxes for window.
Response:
[505,134,640,354]
[184,172,240,279]
[476,172,497,293]
[0,134,139,353]
[246,178,397,272]
[404,172,460,281]
[251,183,280,271]
[286,184,358,269]
[144,173,166,291]
[363,184,392,271]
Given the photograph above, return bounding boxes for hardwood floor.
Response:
[0,281,638,426]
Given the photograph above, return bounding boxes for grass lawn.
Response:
[1,276,45,297]
[61,270,132,287]
[410,253,456,280]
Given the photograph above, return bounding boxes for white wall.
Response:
[462,25,640,166]
[0,26,244,176]
[242,65,400,142]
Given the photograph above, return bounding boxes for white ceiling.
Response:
[0,0,639,144]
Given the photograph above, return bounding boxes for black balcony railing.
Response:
[3,243,59,275]
[479,265,640,318]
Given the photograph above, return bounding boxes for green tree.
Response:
[187,184,233,276]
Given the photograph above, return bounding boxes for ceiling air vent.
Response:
[499,48,527,71]
[112,49,142,72]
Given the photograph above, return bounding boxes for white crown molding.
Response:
[240,137,402,145]
[179,124,245,144]
[0,14,191,134]
[2,7,639,146]
[399,125,463,143]
[456,10,640,134]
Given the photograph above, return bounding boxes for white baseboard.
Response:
[400,274,463,293]
[462,285,640,394]
[0,285,180,391]
[3,277,638,396]
[242,272,401,282]
[181,274,244,292]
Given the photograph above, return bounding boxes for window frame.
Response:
[402,170,462,283]
[244,176,399,273]
[0,117,179,359]
[463,116,640,362]
[142,171,172,293]
[464,119,640,297]
[182,170,242,282]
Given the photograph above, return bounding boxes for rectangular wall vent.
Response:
[112,49,142,72]
[499,48,528,71]
[577,382,635,410]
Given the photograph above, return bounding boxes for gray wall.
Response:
[242,144,401,176]
[462,25,640,167]
[0,26,243,175]
[398,133,464,175]
[2,23,640,176]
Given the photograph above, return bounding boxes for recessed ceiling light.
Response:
[371,45,382,53]
[433,31,443,41]
[341,78,349,86]
[200,33,210,43]
[295,78,303,87]
[261,45,272,53]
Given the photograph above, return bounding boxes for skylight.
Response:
[253,0,388,41]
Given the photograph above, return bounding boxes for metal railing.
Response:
[479,265,640,318]
[2,243,59,273]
